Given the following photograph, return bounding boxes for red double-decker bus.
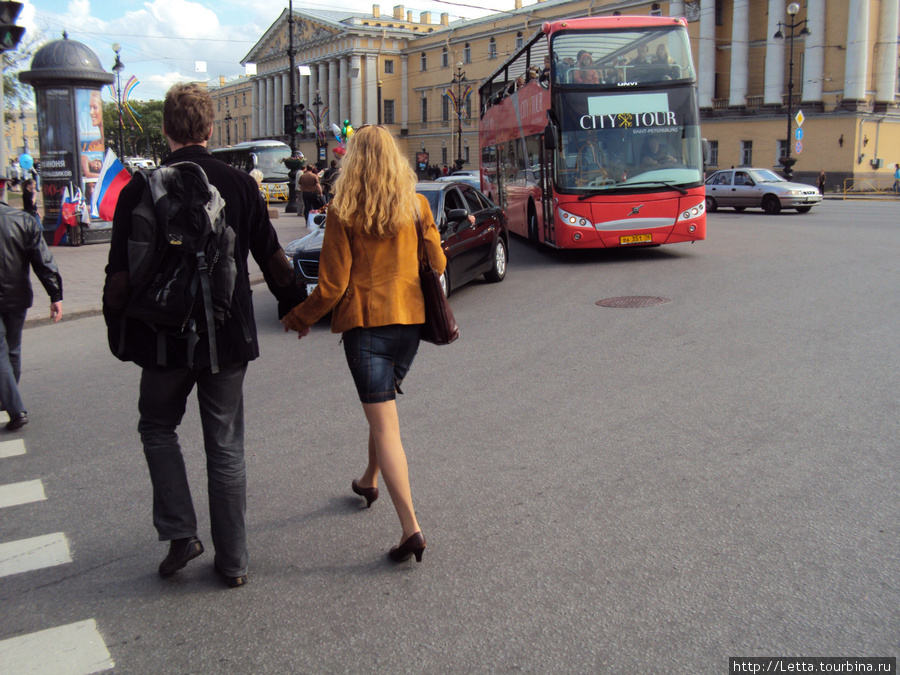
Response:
[478,16,706,249]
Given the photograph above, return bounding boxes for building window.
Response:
[217,100,221,112]
[442,91,449,122]
[442,146,447,165]
[708,140,719,167]
[465,143,470,163]
[650,3,662,15]
[384,99,395,124]
[421,52,427,71]
[465,98,472,125]
[464,43,471,64]
[515,32,524,51]
[715,0,724,25]
[776,139,788,164]
[384,59,394,74]
[741,140,752,166]
[421,96,428,124]
[242,93,246,106]
[442,47,449,68]
[489,37,497,59]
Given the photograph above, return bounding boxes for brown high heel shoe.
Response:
[388,532,426,563]
[351,479,379,508]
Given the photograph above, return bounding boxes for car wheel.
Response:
[734,206,746,212]
[705,196,718,212]
[796,206,812,213]
[484,237,508,283]
[440,268,450,297]
[763,194,782,215]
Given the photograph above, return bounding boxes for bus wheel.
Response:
[705,196,718,212]
[528,207,539,243]
[484,237,508,283]
[763,194,782,215]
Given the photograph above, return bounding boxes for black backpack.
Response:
[120,161,240,373]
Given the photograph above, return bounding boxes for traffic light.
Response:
[0,2,24,52]
[295,104,306,134]
[283,103,293,136]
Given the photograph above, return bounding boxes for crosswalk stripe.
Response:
[0,619,115,674]
[0,479,45,508]
[0,438,26,458]
[0,533,72,578]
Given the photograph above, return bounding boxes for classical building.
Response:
[210,0,900,188]
[4,108,40,167]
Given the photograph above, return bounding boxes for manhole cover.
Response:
[595,296,671,308]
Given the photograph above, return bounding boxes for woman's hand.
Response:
[281,314,311,339]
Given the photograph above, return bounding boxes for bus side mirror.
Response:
[544,124,559,150]
[250,153,259,169]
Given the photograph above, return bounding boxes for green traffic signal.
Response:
[0,2,23,52]
[295,104,306,133]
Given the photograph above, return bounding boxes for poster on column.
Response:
[76,88,106,221]
[35,88,77,233]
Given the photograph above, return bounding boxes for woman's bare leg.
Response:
[362,400,420,541]
[358,429,380,488]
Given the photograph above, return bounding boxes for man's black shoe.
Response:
[6,413,28,431]
[158,536,204,577]
[214,562,248,588]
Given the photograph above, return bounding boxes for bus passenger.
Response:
[630,44,652,65]
[640,136,677,169]
[572,51,600,84]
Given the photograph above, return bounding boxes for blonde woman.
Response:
[281,125,446,563]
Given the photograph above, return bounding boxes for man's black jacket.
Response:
[0,203,63,312]
[103,145,303,370]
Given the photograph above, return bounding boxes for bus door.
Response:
[539,137,555,246]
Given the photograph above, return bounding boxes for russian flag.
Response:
[91,149,132,222]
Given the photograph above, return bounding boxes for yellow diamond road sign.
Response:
[795,110,804,127]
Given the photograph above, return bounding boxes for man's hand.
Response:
[50,301,62,323]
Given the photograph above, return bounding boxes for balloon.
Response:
[18,153,33,171]
[344,124,354,139]
[331,123,343,142]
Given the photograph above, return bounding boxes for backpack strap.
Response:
[196,251,220,374]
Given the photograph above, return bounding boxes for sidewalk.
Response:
[25,205,311,328]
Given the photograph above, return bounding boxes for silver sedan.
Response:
[705,168,823,214]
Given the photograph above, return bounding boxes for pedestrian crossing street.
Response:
[0,422,115,674]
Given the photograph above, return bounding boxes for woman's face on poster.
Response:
[90,93,103,127]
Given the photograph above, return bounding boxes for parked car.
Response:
[705,168,822,214]
[435,174,480,189]
[285,181,508,302]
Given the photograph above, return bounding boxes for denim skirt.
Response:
[342,324,422,403]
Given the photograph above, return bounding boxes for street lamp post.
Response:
[451,62,466,171]
[111,43,125,158]
[312,90,324,168]
[224,109,232,146]
[773,2,809,180]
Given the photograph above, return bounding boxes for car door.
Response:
[707,170,734,206]
[731,170,757,207]
[439,185,473,286]
[458,184,497,277]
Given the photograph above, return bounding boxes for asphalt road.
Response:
[2,199,898,673]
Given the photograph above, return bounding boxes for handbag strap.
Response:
[415,215,432,267]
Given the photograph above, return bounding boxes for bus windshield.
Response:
[554,86,703,193]
[252,146,291,182]
[553,27,695,87]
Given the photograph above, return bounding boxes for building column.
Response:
[365,54,377,124]
[251,79,260,139]
[318,62,329,131]
[401,54,409,132]
[351,54,363,129]
[874,0,899,104]
[844,0,869,105]
[339,57,350,127]
[801,0,826,105]
[265,76,275,137]
[698,0,715,107]
[273,74,283,137]
[763,0,786,106]
[329,59,339,131]
[669,0,685,17]
[282,71,291,121]
[729,0,749,106]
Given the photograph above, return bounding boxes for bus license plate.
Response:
[620,234,652,245]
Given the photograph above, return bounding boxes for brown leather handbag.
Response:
[416,218,459,345]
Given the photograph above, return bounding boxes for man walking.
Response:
[297,164,322,218]
[321,159,340,203]
[103,83,302,588]
[0,174,63,431]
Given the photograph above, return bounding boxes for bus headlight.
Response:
[676,200,705,223]
[559,208,594,228]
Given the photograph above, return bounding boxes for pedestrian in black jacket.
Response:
[103,83,303,588]
[0,174,63,432]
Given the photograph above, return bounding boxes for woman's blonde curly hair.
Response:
[329,125,419,238]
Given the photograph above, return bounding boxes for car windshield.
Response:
[748,169,785,183]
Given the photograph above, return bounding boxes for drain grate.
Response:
[596,296,671,308]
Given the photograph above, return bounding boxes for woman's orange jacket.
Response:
[283,193,447,333]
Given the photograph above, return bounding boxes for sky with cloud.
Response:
[23,0,508,101]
